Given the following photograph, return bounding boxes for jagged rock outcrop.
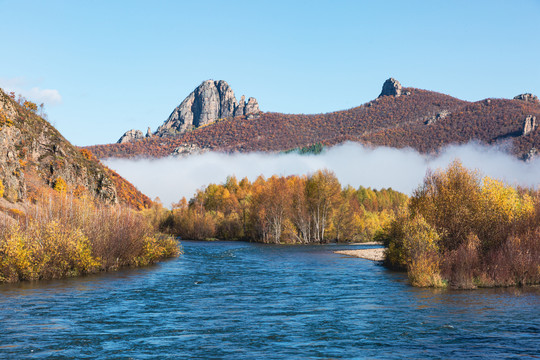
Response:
[217,80,237,119]
[146,127,152,138]
[0,88,119,204]
[234,95,245,117]
[514,93,539,103]
[245,97,259,114]
[522,115,537,136]
[425,110,451,125]
[156,80,260,136]
[379,78,402,97]
[0,125,26,202]
[117,129,145,144]
[524,147,537,162]
[171,143,208,157]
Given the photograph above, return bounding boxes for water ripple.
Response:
[0,241,538,359]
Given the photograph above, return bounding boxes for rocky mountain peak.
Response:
[379,78,402,97]
[117,129,144,144]
[514,93,539,103]
[155,80,260,136]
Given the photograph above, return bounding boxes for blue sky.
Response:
[1,0,539,146]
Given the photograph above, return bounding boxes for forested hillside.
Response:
[361,97,540,155]
[86,80,540,160]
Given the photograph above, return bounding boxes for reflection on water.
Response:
[0,241,538,359]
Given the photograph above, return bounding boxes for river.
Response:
[0,241,538,359]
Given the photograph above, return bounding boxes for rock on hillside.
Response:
[171,143,208,157]
[118,129,145,144]
[156,80,260,136]
[522,115,537,136]
[379,78,402,97]
[514,93,539,103]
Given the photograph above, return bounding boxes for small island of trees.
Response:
[378,161,539,289]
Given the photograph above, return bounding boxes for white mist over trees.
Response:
[104,143,540,207]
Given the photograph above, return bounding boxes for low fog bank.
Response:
[104,143,540,207]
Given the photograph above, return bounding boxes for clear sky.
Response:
[1,0,539,146]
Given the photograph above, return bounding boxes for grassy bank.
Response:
[379,160,539,289]
[0,192,180,283]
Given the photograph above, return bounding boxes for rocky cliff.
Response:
[379,78,402,97]
[514,93,539,103]
[522,115,537,136]
[0,88,151,208]
[117,80,261,143]
[156,80,260,136]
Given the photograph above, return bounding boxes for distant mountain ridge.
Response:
[89,78,540,161]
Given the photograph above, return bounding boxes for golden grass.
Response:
[0,192,180,283]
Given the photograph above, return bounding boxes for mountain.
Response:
[117,80,260,143]
[0,88,152,210]
[87,79,540,160]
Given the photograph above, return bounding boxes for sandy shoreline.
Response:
[334,248,385,261]
[345,241,383,246]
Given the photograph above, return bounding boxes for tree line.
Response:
[162,170,408,244]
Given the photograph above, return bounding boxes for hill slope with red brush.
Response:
[87,87,540,160]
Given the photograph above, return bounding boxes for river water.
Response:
[0,241,538,359]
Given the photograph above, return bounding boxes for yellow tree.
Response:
[289,175,311,243]
[306,170,341,243]
[54,177,67,193]
[331,186,357,242]
[410,160,483,251]
[236,177,252,238]
[23,100,38,113]
[251,176,292,243]
[478,177,535,251]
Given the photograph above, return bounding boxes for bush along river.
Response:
[0,241,538,359]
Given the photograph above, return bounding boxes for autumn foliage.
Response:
[86,88,540,160]
[104,166,153,210]
[0,191,179,283]
[0,109,13,127]
[53,176,67,193]
[164,171,408,244]
[381,161,540,288]
[0,90,175,283]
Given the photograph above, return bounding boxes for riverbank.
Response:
[0,193,180,283]
[334,248,385,261]
[345,241,383,246]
